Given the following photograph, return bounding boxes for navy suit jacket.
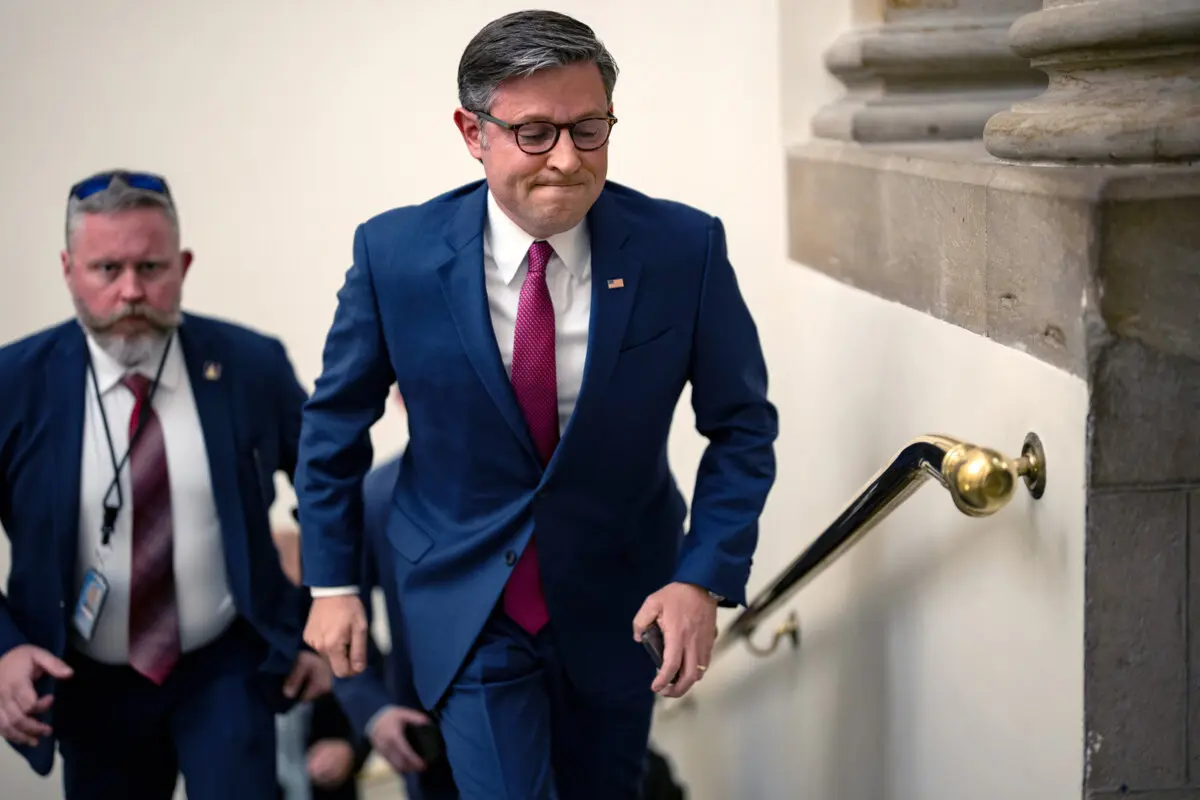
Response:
[0,312,312,775]
[297,179,778,709]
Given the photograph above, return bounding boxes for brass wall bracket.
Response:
[743,610,800,658]
[940,431,1049,517]
[1019,431,1047,499]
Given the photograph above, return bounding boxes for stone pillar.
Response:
[812,0,1046,142]
[984,0,1200,162]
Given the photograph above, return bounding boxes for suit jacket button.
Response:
[505,550,517,567]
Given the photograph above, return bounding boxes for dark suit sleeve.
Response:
[672,217,779,606]
[296,224,396,588]
[0,506,26,657]
[272,339,313,660]
[0,402,28,657]
[274,339,309,484]
[0,598,27,659]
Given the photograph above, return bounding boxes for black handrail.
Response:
[713,433,1046,659]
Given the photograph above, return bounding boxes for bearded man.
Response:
[0,170,327,800]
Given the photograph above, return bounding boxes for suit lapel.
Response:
[555,190,641,454]
[177,316,249,585]
[50,326,87,586]
[437,185,540,466]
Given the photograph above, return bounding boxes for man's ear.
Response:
[60,250,71,280]
[181,249,194,277]
[453,108,486,161]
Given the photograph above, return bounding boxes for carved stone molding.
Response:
[812,2,1046,143]
[984,0,1200,163]
[786,140,1200,375]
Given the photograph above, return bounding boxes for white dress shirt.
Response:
[483,189,592,433]
[74,333,236,662]
[311,190,592,599]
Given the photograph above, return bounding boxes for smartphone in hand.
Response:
[641,621,679,685]
[405,721,446,764]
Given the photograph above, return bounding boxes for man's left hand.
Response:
[284,651,333,702]
[632,582,718,698]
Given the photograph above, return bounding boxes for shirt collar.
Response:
[484,190,590,286]
[85,330,184,396]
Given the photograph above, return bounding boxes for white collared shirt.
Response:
[74,332,236,661]
[483,190,592,433]
[311,190,593,599]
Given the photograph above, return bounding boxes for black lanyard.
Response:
[86,335,173,547]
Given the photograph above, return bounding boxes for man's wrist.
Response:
[365,704,400,738]
[682,581,723,605]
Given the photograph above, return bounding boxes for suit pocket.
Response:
[619,325,675,354]
[385,500,435,564]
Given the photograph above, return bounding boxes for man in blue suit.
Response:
[332,451,459,800]
[0,170,327,799]
[298,10,778,799]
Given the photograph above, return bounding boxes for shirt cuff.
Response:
[310,586,359,598]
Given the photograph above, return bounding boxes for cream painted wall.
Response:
[0,1,1084,799]
[656,269,1086,799]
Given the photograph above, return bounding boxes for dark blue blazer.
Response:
[297,179,778,710]
[0,312,312,775]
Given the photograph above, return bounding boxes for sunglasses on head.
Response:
[69,171,172,202]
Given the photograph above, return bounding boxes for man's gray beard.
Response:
[91,330,167,367]
[73,297,181,368]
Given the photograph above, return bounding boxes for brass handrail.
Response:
[713,432,1047,659]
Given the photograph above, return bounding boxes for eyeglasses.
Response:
[472,111,617,155]
[69,170,173,203]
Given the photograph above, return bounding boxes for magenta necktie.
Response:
[503,240,556,635]
[123,374,180,685]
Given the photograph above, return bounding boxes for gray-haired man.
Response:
[0,169,328,799]
[299,11,778,800]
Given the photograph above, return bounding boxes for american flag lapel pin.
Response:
[203,361,222,381]
[607,278,625,289]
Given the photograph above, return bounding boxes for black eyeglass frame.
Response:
[471,110,618,155]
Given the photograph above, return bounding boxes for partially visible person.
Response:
[334,445,459,800]
[274,530,372,800]
[0,169,324,799]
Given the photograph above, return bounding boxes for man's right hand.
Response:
[303,594,368,678]
[0,645,73,747]
[368,705,431,774]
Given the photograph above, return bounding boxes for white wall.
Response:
[0,1,1084,798]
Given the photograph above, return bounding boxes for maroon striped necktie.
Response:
[123,373,180,685]
[503,240,556,635]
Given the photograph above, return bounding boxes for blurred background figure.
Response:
[332,389,459,800]
[274,529,373,800]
